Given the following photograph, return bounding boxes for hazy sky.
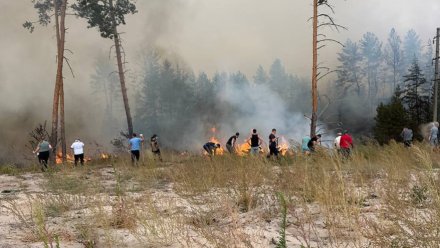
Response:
[0,0,439,149]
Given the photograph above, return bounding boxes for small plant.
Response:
[410,185,428,206]
[276,192,287,248]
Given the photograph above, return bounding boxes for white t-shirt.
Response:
[70,141,85,155]
[334,136,341,149]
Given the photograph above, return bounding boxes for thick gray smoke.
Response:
[216,82,311,145]
[0,0,438,162]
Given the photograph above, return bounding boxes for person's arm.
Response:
[33,145,40,154]
[128,140,132,150]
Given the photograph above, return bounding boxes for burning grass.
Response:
[3,142,440,247]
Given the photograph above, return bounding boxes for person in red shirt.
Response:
[340,130,353,158]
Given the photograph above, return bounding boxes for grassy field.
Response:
[1,142,440,247]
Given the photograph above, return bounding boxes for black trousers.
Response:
[74,153,84,165]
[268,145,279,157]
[131,150,140,163]
[38,151,49,170]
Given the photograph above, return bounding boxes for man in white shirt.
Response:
[334,132,342,152]
[71,139,85,166]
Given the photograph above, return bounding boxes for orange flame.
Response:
[100,153,110,159]
[204,127,224,156]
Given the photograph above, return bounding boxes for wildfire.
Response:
[55,152,92,164]
[277,136,292,156]
[55,152,74,164]
[100,153,110,159]
[206,127,224,155]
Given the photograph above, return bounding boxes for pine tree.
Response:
[360,32,383,102]
[73,0,137,136]
[373,94,408,144]
[384,28,403,90]
[336,39,363,97]
[400,60,431,129]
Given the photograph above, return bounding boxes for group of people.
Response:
[33,133,162,170]
[33,138,85,171]
[203,128,282,158]
[333,131,354,158]
[128,133,162,164]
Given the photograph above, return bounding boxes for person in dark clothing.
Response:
[203,142,221,156]
[150,134,162,161]
[400,127,413,148]
[268,128,279,158]
[247,129,264,155]
[33,139,52,171]
[307,134,321,153]
[226,132,239,154]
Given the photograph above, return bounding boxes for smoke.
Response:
[0,0,439,162]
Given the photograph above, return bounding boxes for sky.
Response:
[0,0,439,155]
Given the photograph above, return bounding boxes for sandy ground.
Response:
[0,166,377,248]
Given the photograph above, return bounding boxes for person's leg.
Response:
[80,154,84,165]
[74,154,79,166]
[131,151,136,164]
[135,150,140,161]
[226,144,233,153]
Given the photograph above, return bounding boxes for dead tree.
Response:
[24,0,70,162]
[310,0,346,137]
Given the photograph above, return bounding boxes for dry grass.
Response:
[2,143,440,247]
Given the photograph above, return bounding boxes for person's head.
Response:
[235,132,240,137]
[252,129,257,134]
[337,132,342,136]
[216,143,221,148]
[317,134,322,138]
[75,138,80,142]
[151,134,157,141]
[132,133,137,138]
[272,128,276,134]
[435,122,439,127]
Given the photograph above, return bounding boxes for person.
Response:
[226,132,239,154]
[334,132,342,152]
[307,134,321,153]
[340,130,354,158]
[400,127,413,148]
[301,136,311,154]
[247,129,264,156]
[33,139,52,171]
[150,134,162,161]
[203,142,221,157]
[70,139,85,166]
[128,133,144,165]
[268,129,279,158]
[429,122,439,149]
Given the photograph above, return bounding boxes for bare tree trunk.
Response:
[59,0,67,162]
[50,0,68,162]
[110,0,133,137]
[310,0,318,137]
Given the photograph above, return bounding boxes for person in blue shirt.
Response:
[301,136,311,155]
[128,133,144,164]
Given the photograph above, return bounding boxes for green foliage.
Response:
[410,185,428,206]
[72,0,137,39]
[399,59,431,129]
[374,95,407,144]
[276,193,287,248]
[23,0,64,32]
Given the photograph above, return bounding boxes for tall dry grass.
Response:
[3,143,440,247]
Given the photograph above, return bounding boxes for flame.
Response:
[56,152,92,164]
[277,136,291,156]
[205,127,224,156]
[56,152,75,164]
[237,142,251,156]
[100,153,110,159]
